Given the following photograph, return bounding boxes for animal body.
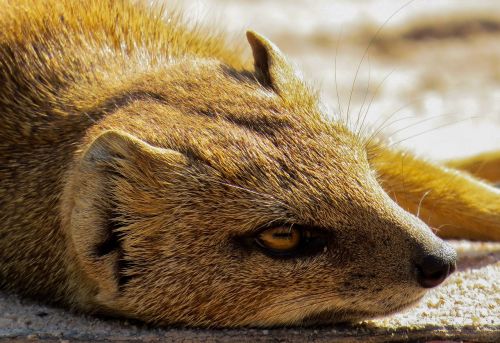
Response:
[0,0,499,327]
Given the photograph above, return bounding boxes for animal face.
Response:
[64,32,456,327]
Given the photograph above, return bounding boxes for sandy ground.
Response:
[1,0,500,341]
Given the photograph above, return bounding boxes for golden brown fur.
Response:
[0,0,498,327]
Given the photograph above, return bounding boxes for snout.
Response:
[414,242,457,288]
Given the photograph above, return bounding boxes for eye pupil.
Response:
[272,232,293,239]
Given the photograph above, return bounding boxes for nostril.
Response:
[416,254,455,288]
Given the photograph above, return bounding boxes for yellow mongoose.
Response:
[0,0,499,327]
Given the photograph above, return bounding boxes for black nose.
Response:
[415,248,457,288]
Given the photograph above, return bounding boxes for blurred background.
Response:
[181,0,500,160]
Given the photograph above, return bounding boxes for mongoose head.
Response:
[63,31,456,327]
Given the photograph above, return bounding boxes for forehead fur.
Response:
[94,61,364,165]
[92,59,363,162]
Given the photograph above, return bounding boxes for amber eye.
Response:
[256,226,301,252]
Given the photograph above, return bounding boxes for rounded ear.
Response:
[246,30,304,97]
[64,130,186,303]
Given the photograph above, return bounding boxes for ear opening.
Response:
[246,30,273,85]
[93,207,132,289]
[246,30,304,96]
[94,209,122,258]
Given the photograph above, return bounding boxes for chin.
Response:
[296,296,424,327]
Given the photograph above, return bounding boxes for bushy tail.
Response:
[446,150,500,185]
[368,145,500,241]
